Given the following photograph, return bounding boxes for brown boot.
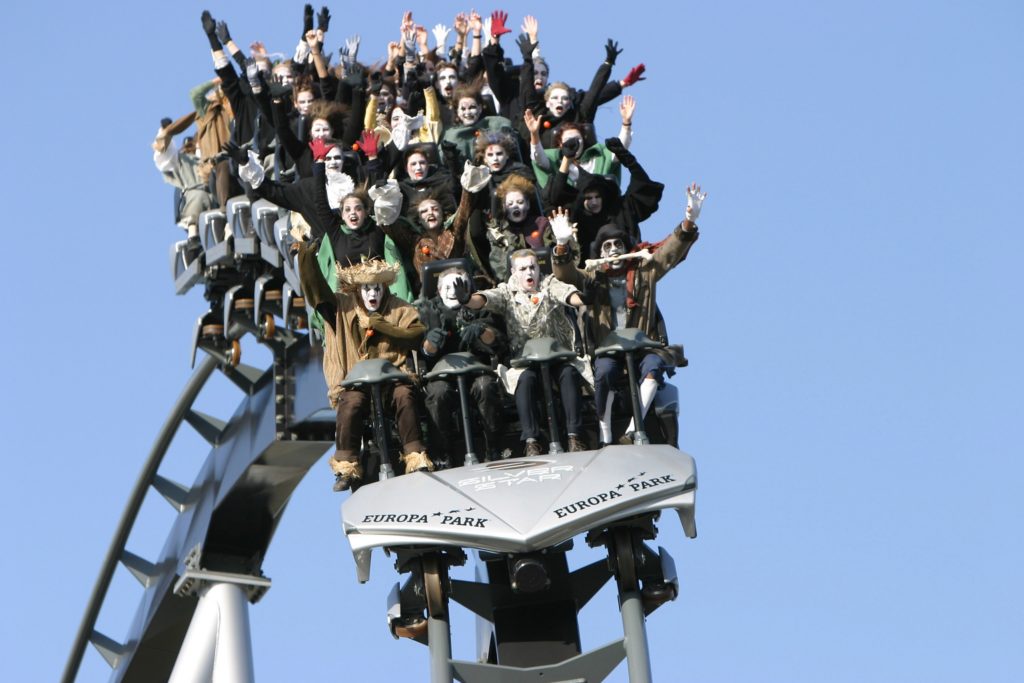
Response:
[523,439,543,457]
[329,457,363,492]
[401,450,434,474]
[567,434,587,452]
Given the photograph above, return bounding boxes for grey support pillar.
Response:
[619,590,654,683]
[169,581,258,683]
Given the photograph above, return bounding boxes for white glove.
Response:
[432,24,451,52]
[460,161,491,193]
[325,171,355,210]
[239,150,265,188]
[390,113,425,151]
[685,183,707,222]
[482,16,493,41]
[368,180,403,226]
[345,35,360,65]
[293,40,311,64]
[549,211,576,245]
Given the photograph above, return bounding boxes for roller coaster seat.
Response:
[511,337,579,368]
[422,352,494,381]
[340,359,414,389]
[594,328,664,357]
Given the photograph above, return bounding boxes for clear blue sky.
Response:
[2,1,1021,681]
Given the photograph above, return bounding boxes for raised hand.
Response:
[250,41,267,58]
[215,20,232,45]
[521,15,538,42]
[490,10,512,38]
[516,33,533,59]
[622,63,646,87]
[317,6,331,32]
[201,10,217,36]
[368,70,383,94]
[245,58,260,86]
[309,138,336,162]
[452,277,471,306]
[603,136,626,156]
[523,109,541,136]
[221,141,248,165]
[604,39,622,65]
[468,10,482,33]
[685,183,707,222]
[303,4,314,33]
[461,160,491,193]
[432,23,451,51]
[619,94,636,124]
[415,25,429,52]
[454,13,468,36]
[345,34,361,64]
[359,130,381,158]
[549,206,576,245]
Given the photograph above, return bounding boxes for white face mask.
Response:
[341,197,366,229]
[295,91,315,116]
[310,118,332,140]
[484,144,508,171]
[456,97,481,125]
[406,153,428,180]
[417,199,443,230]
[324,150,344,173]
[601,238,626,269]
[504,191,528,223]
[438,272,467,309]
[436,69,458,98]
[360,283,384,312]
[546,88,570,117]
[511,256,540,292]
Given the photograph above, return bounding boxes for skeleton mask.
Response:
[360,283,384,312]
[601,238,626,269]
[438,271,467,310]
[511,255,540,293]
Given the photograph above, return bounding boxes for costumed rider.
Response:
[420,267,508,466]
[550,183,706,446]
[456,250,592,456]
[296,249,432,491]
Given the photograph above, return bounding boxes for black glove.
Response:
[317,6,331,32]
[425,328,448,352]
[344,62,365,88]
[452,277,471,306]
[160,117,173,129]
[215,20,232,45]
[459,322,484,347]
[516,34,534,61]
[560,136,582,159]
[221,141,249,166]
[201,11,221,50]
[604,136,626,156]
[604,39,622,66]
[303,4,314,34]
[368,71,383,95]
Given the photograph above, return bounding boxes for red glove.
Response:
[490,10,511,37]
[359,130,380,158]
[622,63,646,87]
[309,138,336,161]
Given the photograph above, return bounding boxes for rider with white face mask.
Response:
[295,256,431,491]
[418,268,508,464]
[440,84,515,175]
[456,250,591,456]
[550,185,706,445]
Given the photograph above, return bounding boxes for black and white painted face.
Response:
[360,283,384,312]
[484,144,508,172]
[601,238,626,269]
[324,147,344,173]
[456,97,482,126]
[545,87,570,118]
[511,255,540,292]
[436,68,458,100]
[272,66,294,86]
[417,199,443,230]
[378,86,395,112]
[341,197,366,229]
[504,190,528,224]
[438,271,467,310]
[406,152,429,181]
[295,90,315,116]
[310,118,332,140]
[583,189,603,215]
[533,62,549,91]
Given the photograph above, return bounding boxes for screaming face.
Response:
[438,271,467,310]
[545,87,570,118]
[484,144,508,172]
[360,283,384,312]
[534,62,549,92]
[436,68,458,100]
[504,190,529,224]
[340,196,366,229]
[511,254,540,292]
[417,199,443,231]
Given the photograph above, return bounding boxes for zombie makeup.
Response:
[417,199,443,230]
[456,97,482,126]
[600,237,626,269]
[310,118,333,140]
[484,144,508,172]
[436,67,458,100]
[545,87,570,118]
[406,152,429,181]
[360,283,384,312]
[504,190,529,224]
[340,196,366,229]
[583,189,603,215]
[511,255,540,292]
[438,271,467,309]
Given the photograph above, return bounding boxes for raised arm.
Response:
[652,183,705,281]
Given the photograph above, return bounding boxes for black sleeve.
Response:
[481,43,511,105]
[311,162,337,243]
[578,59,613,123]
[273,99,306,163]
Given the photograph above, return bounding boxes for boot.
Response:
[567,434,587,452]
[329,458,363,492]
[523,439,543,457]
[401,450,434,473]
[184,235,203,266]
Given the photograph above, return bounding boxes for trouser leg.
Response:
[391,384,427,454]
[556,363,583,436]
[594,356,622,443]
[335,389,369,463]
[471,375,504,434]
[424,379,458,459]
[515,368,541,441]
[626,353,666,434]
